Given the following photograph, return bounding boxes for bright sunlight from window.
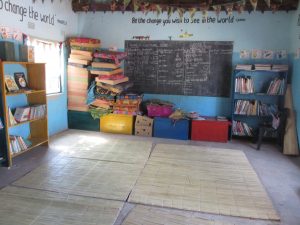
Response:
[27,38,62,95]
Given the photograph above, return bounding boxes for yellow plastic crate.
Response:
[100,114,134,135]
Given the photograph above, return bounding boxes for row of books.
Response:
[234,100,278,116]
[9,135,32,155]
[232,121,254,137]
[235,77,254,93]
[267,78,285,95]
[8,105,46,126]
[236,64,288,71]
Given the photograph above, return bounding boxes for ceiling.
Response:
[71,0,299,13]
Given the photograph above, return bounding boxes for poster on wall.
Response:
[0,26,23,41]
[276,50,287,59]
[251,49,262,59]
[240,50,250,59]
[263,50,274,59]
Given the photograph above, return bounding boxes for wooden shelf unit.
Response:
[0,61,49,167]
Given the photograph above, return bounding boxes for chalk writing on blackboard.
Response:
[124,40,233,97]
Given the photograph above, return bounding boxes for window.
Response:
[27,38,63,95]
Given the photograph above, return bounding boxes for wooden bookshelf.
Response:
[0,61,49,167]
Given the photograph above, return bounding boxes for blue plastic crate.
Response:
[153,117,189,140]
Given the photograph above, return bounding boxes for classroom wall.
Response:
[0,0,78,136]
[78,11,292,116]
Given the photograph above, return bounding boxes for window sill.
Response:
[46,92,64,100]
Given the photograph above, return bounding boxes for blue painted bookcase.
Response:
[231,69,288,138]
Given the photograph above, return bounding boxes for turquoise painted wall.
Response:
[0,0,78,136]
[290,6,300,148]
[78,11,293,117]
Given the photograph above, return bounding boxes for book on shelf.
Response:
[14,72,29,90]
[236,64,252,70]
[235,77,254,93]
[14,107,31,123]
[234,100,258,115]
[267,78,285,95]
[89,67,123,76]
[9,135,32,154]
[0,117,3,129]
[232,120,254,136]
[96,76,129,85]
[8,108,17,126]
[272,64,288,71]
[4,75,19,92]
[29,104,47,120]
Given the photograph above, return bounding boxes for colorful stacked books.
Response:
[113,93,142,115]
[267,78,285,95]
[13,105,46,123]
[9,135,32,155]
[90,50,128,85]
[235,77,254,93]
[67,37,101,112]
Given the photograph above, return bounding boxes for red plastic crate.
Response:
[191,118,230,142]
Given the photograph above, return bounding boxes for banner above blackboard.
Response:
[124,40,233,97]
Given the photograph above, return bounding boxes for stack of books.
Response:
[267,78,285,95]
[67,37,101,112]
[236,64,252,70]
[113,93,142,115]
[9,135,32,155]
[235,77,254,93]
[254,64,272,71]
[272,64,288,71]
[232,121,254,137]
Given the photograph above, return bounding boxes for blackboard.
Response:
[124,40,233,97]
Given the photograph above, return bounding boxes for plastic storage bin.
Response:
[68,110,100,131]
[153,117,189,140]
[191,118,230,142]
[100,114,134,135]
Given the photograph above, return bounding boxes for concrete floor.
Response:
[0,129,300,225]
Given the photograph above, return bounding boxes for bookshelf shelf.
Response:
[0,61,48,167]
[12,138,48,158]
[6,90,46,96]
[9,117,47,128]
[231,69,287,139]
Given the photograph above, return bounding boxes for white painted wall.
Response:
[0,0,78,41]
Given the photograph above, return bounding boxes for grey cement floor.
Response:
[1,129,300,225]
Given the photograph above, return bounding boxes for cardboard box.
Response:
[135,115,153,127]
[135,125,152,137]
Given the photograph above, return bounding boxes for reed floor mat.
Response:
[121,205,235,225]
[64,139,152,165]
[0,186,123,225]
[128,144,279,220]
[13,157,143,201]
